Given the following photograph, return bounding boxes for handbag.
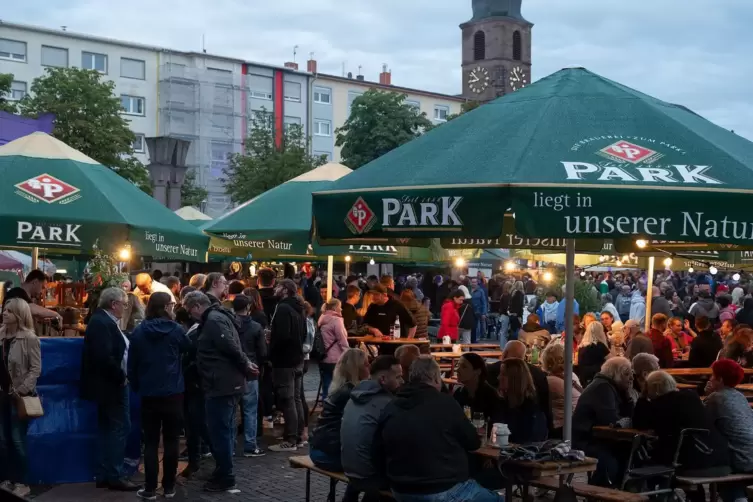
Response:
[15,393,44,419]
[2,340,44,419]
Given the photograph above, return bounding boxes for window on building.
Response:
[210,142,233,178]
[208,67,233,87]
[314,120,331,136]
[132,134,146,153]
[0,38,27,62]
[41,46,68,67]
[313,87,331,104]
[121,95,145,116]
[513,31,522,61]
[314,151,332,161]
[9,81,27,101]
[434,105,449,122]
[347,90,364,117]
[121,58,146,79]
[249,74,273,100]
[82,51,108,73]
[404,99,420,110]
[284,81,301,102]
[473,31,486,61]
[284,115,302,131]
[252,110,273,130]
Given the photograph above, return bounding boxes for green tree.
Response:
[17,67,151,192]
[0,73,17,113]
[181,169,208,208]
[335,89,433,169]
[223,111,325,204]
[447,100,482,121]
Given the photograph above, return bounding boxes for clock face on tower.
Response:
[509,66,528,91]
[468,66,491,94]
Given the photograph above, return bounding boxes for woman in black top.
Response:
[453,353,499,421]
[491,358,547,444]
[242,288,268,328]
[577,322,611,386]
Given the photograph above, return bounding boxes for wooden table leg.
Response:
[305,469,311,502]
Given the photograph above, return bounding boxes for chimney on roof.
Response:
[307,58,317,74]
[379,64,391,85]
[284,62,299,70]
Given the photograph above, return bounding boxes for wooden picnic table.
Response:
[737,383,753,392]
[348,336,429,356]
[474,446,598,500]
[430,343,500,351]
[666,368,753,377]
[592,426,656,441]
[431,351,504,360]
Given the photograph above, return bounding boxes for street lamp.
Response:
[118,244,131,261]
[455,257,466,268]
[636,239,647,249]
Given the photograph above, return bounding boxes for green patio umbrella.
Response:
[204,163,355,259]
[312,67,753,441]
[313,67,753,246]
[0,133,209,261]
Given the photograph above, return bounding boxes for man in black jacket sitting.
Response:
[233,295,267,457]
[268,279,307,452]
[376,357,503,501]
[183,291,258,492]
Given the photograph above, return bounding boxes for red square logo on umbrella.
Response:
[346,197,376,234]
[15,174,80,204]
[599,141,663,164]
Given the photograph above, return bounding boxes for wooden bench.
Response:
[531,477,649,502]
[676,473,753,502]
[289,455,394,501]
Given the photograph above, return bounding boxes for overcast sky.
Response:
[6,0,753,139]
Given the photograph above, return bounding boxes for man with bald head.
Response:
[134,272,175,304]
[493,340,553,434]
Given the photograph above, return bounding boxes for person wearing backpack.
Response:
[317,298,350,401]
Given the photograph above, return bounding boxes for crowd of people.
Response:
[1,264,753,501]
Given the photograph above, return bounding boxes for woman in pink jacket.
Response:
[318,298,350,401]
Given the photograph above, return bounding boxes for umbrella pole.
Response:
[31,247,39,271]
[563,239,575,442]
[645,256,655,333]
[326,255,334,301]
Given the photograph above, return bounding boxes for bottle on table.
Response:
[393,316,401,339]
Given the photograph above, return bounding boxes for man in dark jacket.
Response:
[233,295,267,457]
[179,321,212,478]
[257,267,279,320]
[572,357,635,487]
[341,356,403,497]
[183,291,258,492]
[688,316,723,368]
[376,357,502,501]
[268,279,307,452]
[80,287,139,491]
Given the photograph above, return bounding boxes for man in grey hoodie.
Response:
[340,355,404,499]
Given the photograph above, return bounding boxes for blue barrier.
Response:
[26,338,141,485]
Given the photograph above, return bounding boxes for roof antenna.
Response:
[61,26,67,31]
[293,45,299,63]
[342,61,346,77]
[202,34,206,53]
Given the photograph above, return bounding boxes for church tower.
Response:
[461,0,533,102]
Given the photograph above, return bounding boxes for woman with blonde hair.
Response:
[0,298,41,497]
[318,298,350,401]
[357,290,377,321]
[541,343,582,438]
[491,358,547,443]
[309,348,369,500]
[577,321,611,386]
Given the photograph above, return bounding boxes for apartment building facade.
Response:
[0,21,465,216]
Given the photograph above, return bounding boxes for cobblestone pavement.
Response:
[32,363,338,502]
